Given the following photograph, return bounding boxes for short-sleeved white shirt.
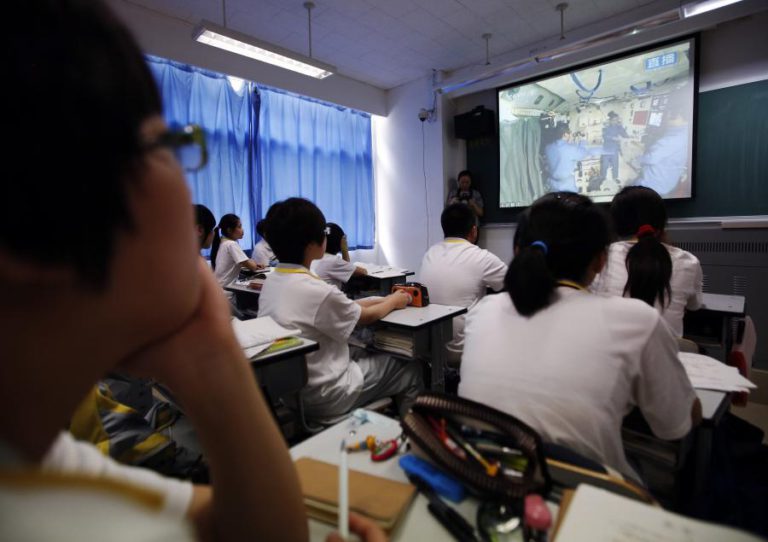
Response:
[459,289,697,478]
[214,238,249,290]
[252,239,276,267]
[258,264,364,412]
[591,241,703,336]
[310,253,357,289]
[419,238,507,352]
[42,432,193,518]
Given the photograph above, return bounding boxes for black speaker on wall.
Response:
[454,106,495,140]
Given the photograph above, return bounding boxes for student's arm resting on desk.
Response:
[357,291,411,326]
[356,296,384,308]
[119,260,308,542]
[635,315,701,439]
[241,258,265,272]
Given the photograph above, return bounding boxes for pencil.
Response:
[339,439,349,539]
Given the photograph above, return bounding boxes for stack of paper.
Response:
[373,328,415,357]
[679,352,757,393]
[555,484,763,541]
[231,316,301,357]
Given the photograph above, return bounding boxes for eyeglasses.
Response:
[144,124,208,172]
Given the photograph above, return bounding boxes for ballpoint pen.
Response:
[408,473,478,542]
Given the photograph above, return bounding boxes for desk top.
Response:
[290,413,482,541]
[379,304,467,329]
[700,293,745,314]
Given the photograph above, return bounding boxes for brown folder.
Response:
[294,457,416,531]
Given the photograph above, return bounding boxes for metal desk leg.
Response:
[429,320,451,392]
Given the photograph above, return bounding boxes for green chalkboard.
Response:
[469,79,768,223]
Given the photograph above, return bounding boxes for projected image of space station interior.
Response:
[498,38,695,208]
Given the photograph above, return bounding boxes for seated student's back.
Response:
[258,198,422,419]
[591,186,702,336]
[459,192,700,480]
[419,204,507,357]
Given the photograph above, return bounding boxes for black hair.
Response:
[611,186,672,308]
[457,170,473,183]
[325,223,345,255]
[256,219,266,239]
[194,204,216,248]
[263,198,326,265]
[210,214,241,270]
[3,0,162,287]
[441,204,476,239]
[505,192,611,317]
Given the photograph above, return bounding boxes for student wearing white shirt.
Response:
[1,2,308,539]
[210,213,265,296]
[258,198,423,420]
[311,222,368,289]
[591,186,703,336]
[459,192,701,480]
[419,204,507,361]
[251,219,276,266]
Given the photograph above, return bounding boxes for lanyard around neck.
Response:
[556,279,587,291]
[275,266,321,280]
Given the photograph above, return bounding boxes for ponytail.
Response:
[623,224,671,307]
[508,192,611,317]
[506,242,556,316]
[210,226,222,270]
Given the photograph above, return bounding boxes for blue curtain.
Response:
[146,56,375,251]
[147,56,257,250]
[255,86,374,249]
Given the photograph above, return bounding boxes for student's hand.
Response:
[118,258,241,388]
[389,290,411,309]
[326,513,388,542]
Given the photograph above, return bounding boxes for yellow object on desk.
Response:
[261,336,303,355]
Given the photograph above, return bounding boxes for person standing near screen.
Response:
[634,110,689,196]
[446,170,484,218]
[544,125,599,192]
[599,111,629,184]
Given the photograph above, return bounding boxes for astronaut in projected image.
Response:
[544,124,601,192]
[634,109,689,196]
[598,111,630,184]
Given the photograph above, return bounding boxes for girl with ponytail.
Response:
[210,213,265,297]
[460,192,701,480]
[592,186,703,336]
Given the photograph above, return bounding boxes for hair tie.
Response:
[636,224,656,238]
[530,240,548,255]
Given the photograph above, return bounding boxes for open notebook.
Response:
[294,457,416,532]
[231,316,300,357]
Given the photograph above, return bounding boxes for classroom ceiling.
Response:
[128,0,671,89]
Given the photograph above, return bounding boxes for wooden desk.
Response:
[378,304,467,392]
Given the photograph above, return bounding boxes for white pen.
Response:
[339,439,349,539]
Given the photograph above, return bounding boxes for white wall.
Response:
[373,76,451,274]
[108,0,387,116]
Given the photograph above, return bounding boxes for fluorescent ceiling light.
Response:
[193,20,335,79]
[681,0,744,18]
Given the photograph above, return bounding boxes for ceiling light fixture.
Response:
[192,1,335,79]
[680,0,744,18]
